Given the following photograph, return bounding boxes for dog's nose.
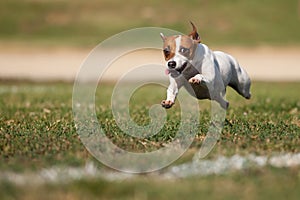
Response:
[168,61,176,68]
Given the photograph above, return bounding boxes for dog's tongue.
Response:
[165,69,170,75]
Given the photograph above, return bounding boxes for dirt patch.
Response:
[0,45,299,82]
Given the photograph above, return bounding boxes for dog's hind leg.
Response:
[236,68,251,99]
[210,84,229,109]
[241,77,251,99]
[215,94,229,109]
[229,62,252,100]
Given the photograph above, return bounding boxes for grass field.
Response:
[0,81,299,199]
[1,0,300,46]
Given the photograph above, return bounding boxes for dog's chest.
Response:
[185,83,210,100]
[182,63,202,80]
[175,70,211,100]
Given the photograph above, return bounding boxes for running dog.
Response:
[160,22,251,109]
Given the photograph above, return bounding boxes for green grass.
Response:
[0,0,300,47]
[0,83,86,171]
[0,81,300,199]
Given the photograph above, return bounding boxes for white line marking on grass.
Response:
[163,153,300,178]
[0,162,133,186]
[1,153,300,185]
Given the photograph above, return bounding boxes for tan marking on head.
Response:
[179,35,198,60]
[162,35,179,61]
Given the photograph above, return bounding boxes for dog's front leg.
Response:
[188,74,208,85]
[161,77,181,109]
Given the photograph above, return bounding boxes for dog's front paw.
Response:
[161,100,174,109]
[189,77,201,84]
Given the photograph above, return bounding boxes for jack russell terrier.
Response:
[160,22,251,109]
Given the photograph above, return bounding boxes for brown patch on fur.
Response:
[180,35,198,60]
[162,34,198,61]
[162,35,178,61]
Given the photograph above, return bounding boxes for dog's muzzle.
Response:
[167,61,188,74]
[176,61,188,73]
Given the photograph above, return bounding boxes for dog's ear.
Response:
[160,33,166,41]
[188,21,201,43]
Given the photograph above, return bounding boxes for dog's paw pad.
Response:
[161,100,174,109]
[189,77,201,84]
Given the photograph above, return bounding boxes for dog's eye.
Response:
[179,47,190,55]
[163,47,171,57]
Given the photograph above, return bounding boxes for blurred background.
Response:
[0,0,300,81]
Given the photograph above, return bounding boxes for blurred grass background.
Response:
[0,0,299,47]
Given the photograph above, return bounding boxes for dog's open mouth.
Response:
[165,62,188,76]
[176,62,188,73]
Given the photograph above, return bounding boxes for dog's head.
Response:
[161,21,201,77]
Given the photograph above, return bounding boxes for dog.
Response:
[160,22,251,109]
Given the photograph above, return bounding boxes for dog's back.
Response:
[213,51,251,99]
